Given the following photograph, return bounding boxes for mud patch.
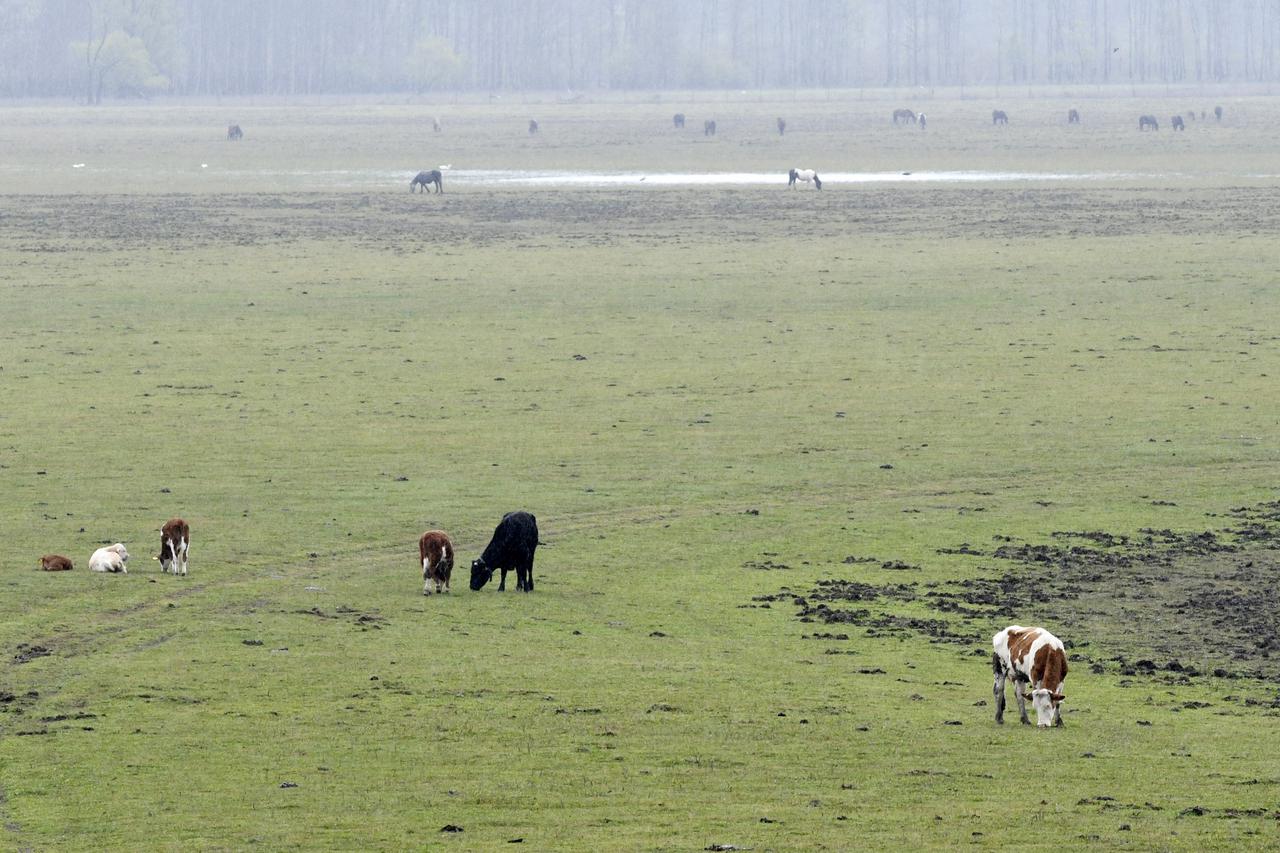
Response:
[12,644,52,664]
[770,500,1280,679]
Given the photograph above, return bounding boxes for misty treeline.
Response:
[3,0,1280,101]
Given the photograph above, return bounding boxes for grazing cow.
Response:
[1171,115,1185,131]
[39,554,73,571]
[156,518,190,576]
[469,511,538,592]
[528,119,539,135]
[1068,108,1080,124]
[892,108,917,125]
[776,116,786,136]
[917,112,927,130]
[1186,109,1196,121]
[226,124,243,141]
[89,543,129,574]
[419,530,454,595]
[410,169,443,193]
[673,113,685,129]
[788,168,821,189]
[993,625,1068,728]
[992,109,1009,125]
[432,116,442,132]
[1214,105,1223,121]
[703,119,717,136]
[1139,114,1159,131]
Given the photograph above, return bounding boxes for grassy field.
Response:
[1,93,1278,851]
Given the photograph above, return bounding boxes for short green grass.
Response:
[1,96,1278,850]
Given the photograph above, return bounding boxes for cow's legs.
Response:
[524,560,534,592]
[993,655,1006,724]
[179,540,188,576]
[423,557,433,595]
[1014,677,1030,724]
[498,568,507,591]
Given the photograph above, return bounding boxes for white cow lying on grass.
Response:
[89,543,129,574]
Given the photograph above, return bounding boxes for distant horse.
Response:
[776,117,786,136]
[528,119,539,135]
[432,116,441,132]
[704,119,717,136]
[1171,115,1185,131]
[917,112,927,130]
[892,108,917,125]
[1214,105,1223,121]
[673,113,685,129]
[410,169,443,193]
[1138,114,1159,131]
[788,168,822,190]
[1068,108,1080,124]
[992,110,1009,125]
[226,124,243,141]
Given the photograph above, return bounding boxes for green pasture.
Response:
[1,96,1278,850]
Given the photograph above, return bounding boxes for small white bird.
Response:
[72,163,85,168]
[439,164,452,170]
[201,163,208,168]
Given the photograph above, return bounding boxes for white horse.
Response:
[788,168,822,190]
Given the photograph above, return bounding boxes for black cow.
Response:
[776,116,786,136]
[410,169,443,193]
[673,113,685,129]
[528,119,539,135]
[1139,114,1159,131]
[227,124,243,141]
[992,110,1009,125]
[1068,108,1080,124]
[703,119,716,136]
[470,511,538,592]
[1171,115,1185,131]
[1214,105,1223,121]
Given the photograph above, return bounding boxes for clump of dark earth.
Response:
[766,499,1280,680]
[440,825,464,833]
[13,644,52,664]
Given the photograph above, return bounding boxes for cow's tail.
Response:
[991,652,1003,676]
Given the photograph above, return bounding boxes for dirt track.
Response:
[4,184,1280,252]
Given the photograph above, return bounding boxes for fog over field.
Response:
[3,1,1280,99]
[2,3,1280,853]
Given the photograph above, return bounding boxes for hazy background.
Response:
[3,0,1279,102]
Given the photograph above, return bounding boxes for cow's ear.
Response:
[1021,691,1032,700]
[1051,693,1065,703]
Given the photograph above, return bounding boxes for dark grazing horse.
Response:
[1171,115,1185,131]
[673,113,685,129]
[410,170,443,193]
[528,119,539,135]
[776,116,786,136]
[992,110,1009,125]
[226,124,243,141]
[703,119,717,136]
[892,108,917,125]
[1068,108,1080,124]
[1138,114,1159,131]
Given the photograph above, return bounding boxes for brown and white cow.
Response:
[156,518,190,575]
[39,554,73,571]
[993,625,1068,727]
[419,530,454,595]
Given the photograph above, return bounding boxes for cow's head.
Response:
[813,175,822,190]
[469,557,493,591]
[157,538,175,570]
[1023,687,1065,727]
